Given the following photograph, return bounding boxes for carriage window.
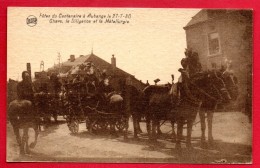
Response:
[208,32,221,55]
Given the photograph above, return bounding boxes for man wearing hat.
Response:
[17,71,35,102]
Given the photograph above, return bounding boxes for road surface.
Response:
[7,112,252,163]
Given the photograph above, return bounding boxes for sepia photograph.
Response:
[7,7,252,163]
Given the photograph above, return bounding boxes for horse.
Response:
[123,84,146,139]
[175,69,236,149]
[8,99,40,155]
[196,69,238,148]
[180,70,225,148]
[143,83,179,141]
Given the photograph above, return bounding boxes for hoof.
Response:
[124,137,129,141]
[25,148,31,154]
[29,142,36,149]
[200,142,208,149]
[133,136,139,141]
[110,133,119,138]
[20,149,25,155]
[148,138,157,144]
[175,143,181,150]
[208,139,215,147]
[186,143,193,150]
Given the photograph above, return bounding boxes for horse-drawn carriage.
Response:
[60,63,129,136]
[63,81,129,136]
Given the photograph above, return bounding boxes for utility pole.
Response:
[57,52,61,75]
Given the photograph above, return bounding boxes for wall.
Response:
[185,11,252,111]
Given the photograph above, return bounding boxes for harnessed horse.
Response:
[8,99,40,155]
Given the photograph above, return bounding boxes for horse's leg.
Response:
[186,119,193,149]
[146,114,151,139]
[137,115,143,133]
[24,127,31,154]
[29,123,39,148]
[53,109,58,123]
[110,118,117,137]
[156,120,162,135]
[124,116,129,140]
[12,126,21,146]
[20,127,29,155]
[171,120,176,142]
[175,119,184,150]
[151,115,157,141]
[207,111,214,146]
[132,113,139,139]
[199,110,207,148]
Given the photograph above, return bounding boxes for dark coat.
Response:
[17,81,34,102]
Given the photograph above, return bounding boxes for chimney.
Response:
[26,63,31,78]
[70,55,75,62]
[111,54,116,68]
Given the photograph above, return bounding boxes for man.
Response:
[182,48,202,77]
[17,71,34,102]
[49,73,61,94]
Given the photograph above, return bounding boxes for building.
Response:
[184,9,252,111]
[48,53,146,92]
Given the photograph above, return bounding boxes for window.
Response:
[208,32,221,55]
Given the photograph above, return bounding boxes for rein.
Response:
[189,81,217,101]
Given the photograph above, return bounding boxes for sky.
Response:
[7,7,200,84]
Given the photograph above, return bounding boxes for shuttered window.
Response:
[208,32,221,55]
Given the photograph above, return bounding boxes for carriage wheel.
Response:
[116,117,128,132]
[68,118,79,134]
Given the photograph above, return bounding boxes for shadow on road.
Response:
[40,120,67,137]
[68,130,251,163]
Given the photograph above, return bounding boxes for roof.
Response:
[184,9,241,29]
[62,54,91,67]
[49,53,133,78]
[184,10,208,29]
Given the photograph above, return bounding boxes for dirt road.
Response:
[7,112,252,163]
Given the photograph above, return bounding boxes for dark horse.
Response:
[175,69,231,149]
[197,69,238,148]
[123,84,146,139]
[143,83,178,141]
[174,69,221,149]
[8,99,40,155]
[143,69,233,149]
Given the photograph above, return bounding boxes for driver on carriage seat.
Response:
[178,68,201,105]
[179,49,203,104]
[183,48,202,77]
[96,71,114,110]
[17,71,35,103]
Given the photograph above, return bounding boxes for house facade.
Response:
[184,9,252,111]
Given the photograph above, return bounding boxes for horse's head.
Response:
[205,70,232,104]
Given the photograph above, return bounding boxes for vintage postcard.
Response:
[7,7,252,163]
